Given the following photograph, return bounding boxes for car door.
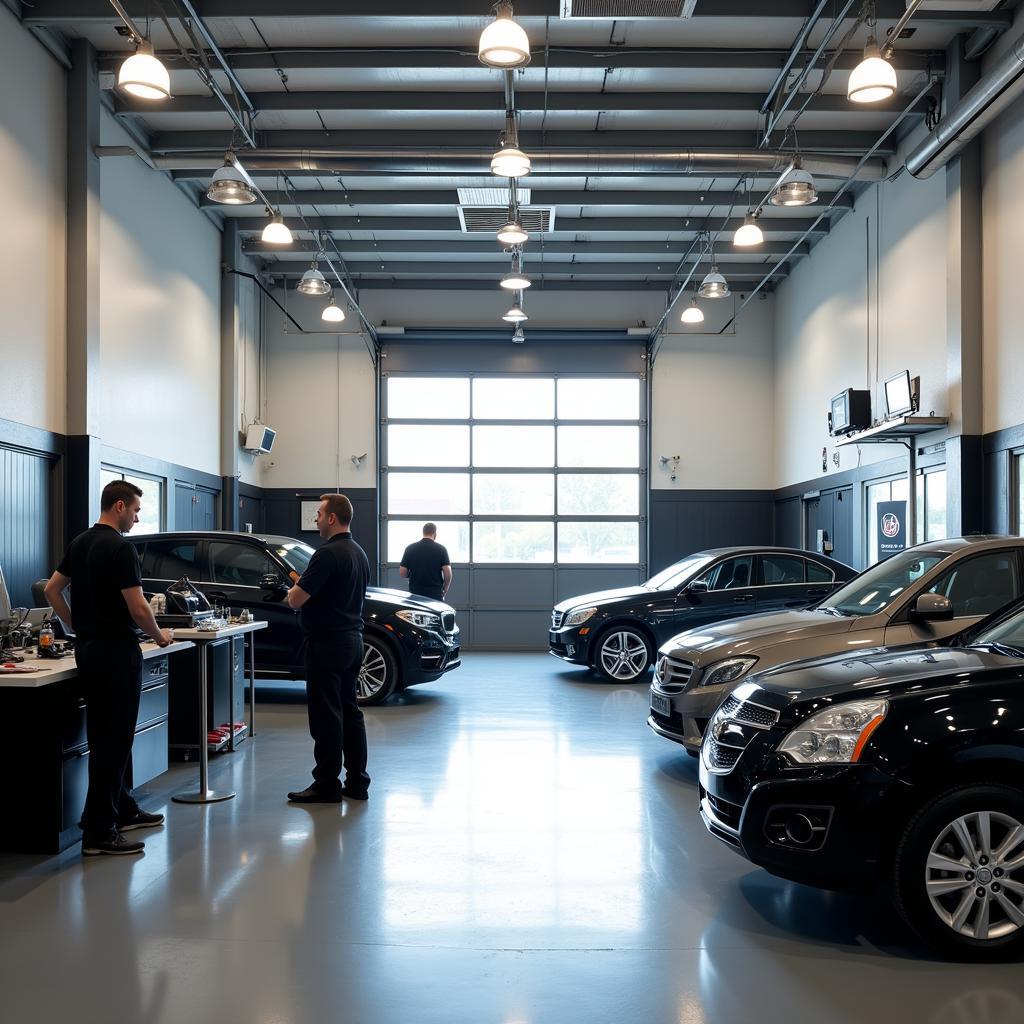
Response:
[754,553,833,613]
[136,537,205,593]
[677,554,759,627]
[883,549,1024,647]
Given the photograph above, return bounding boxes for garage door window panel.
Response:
[387,473,470,515]
[558,522,639,564]
[473,426,555,468]
[558,474,639,516]
[387,521,470,563]
[474,474,554,516]
[474,522,554,563]
[558,379,640,421]
[472,378,554,420]
[388,377,470,419]
[558,426,640,468]
[388,425,470,467]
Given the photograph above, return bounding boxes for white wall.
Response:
[0,9,66,434]
[237,267,264,486]
[98,111,221,474]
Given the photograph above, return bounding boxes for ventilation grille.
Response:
[458,187,531,205]
[458,207,554,233]
[562,0,693,17]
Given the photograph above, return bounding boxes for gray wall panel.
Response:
[471,609,550,650]
[555,568,641,601]
[0,444,56,608]
[471,568,555,610]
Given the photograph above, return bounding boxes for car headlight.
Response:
[563,606,597,627]
[777,699,888,765]
[700,656,758,687]
[396,610,442,629]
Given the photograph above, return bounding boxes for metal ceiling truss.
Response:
[263,260,790,277]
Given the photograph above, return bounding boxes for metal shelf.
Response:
[834,415,949,447]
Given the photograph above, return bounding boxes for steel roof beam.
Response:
[261,260,788,276]
[279,278,762,292]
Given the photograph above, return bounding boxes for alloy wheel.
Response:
[598,630,649,681]
[925,810,1024,941]
[357,643,389,700]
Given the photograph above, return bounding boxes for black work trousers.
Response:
[303,630,370,793]
[76,638,143,839]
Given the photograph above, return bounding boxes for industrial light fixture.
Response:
[297,261,330,296]
[497,219,529,245]
[491,113,531,178]
[502,304,528,323]
[321,296,345,323]
[261,212,293,245]
[478,2,531,69]
[207,154,257,205]
[848,40,897,103]
[118,39,171,100]
[770,158,817,207]
[733,213,764,247]
[500,251,531,290]
[680,298,705,324]
[698,267,729,299]
[511,324,526,344]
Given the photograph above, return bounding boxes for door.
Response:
[195,488,218,531]
[804,490,853,567]
[174,483,196,531]
[678,554,759,627]
[755,553,833,613]
[238,494,263,534]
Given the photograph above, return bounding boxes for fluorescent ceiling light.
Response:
[261,213,293,245]
[680,298,705,323]
[733,214,764,247]
[118,40,170,100]
[698,267,729,299]
[847,42,897,103]
[207,158,257,205]
[497,220,529,245]
[491,146,531,178]
[502,305,528,323]
[297,265,330,296]
[478,3,531,69]
[770,162,818,207]
[321,297,345,322]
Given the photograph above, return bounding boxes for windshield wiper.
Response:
[975,641,1024,659]
[818,606,852,617]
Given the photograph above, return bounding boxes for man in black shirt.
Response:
[44,480,173,856]
[400,523,452,602]
[285,493,371,803]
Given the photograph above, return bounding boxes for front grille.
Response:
[706,793,742,831]
[656,655,695,694]
[551,610,565,629]
[705,738,741,771]
[719,695,779,728]
[442,613,456,633]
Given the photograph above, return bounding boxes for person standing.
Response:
[285,493,371,803]
[44,480,173,856]
[399,522,452,601]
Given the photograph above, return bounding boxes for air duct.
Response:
[906,31,1024,179]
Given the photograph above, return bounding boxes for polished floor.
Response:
[2,654,1023,1024]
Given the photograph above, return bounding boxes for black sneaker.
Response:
[287,785,343,803]
[118,809,165,832]
[82,832,145,856]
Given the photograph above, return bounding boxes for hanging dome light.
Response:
[207,157,257,205]
[497,220,529,245]
[297,264,330,296]
[500,269,531,290]
[698,266,729,299]
[321,296,345,323]
[502,305,528,323]
[511,324,526,344]
[491,146,531,178]
[261,212,293,245]
[770,160,818,207]
[733,214,764,247]
[118,40,171,100]
[680,298,705,324]
[847,41,897,104]
[478,2,531,69]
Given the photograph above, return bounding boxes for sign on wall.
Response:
[878,500,907,558]
[300,500,320,532]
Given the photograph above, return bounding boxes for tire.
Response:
[356,637,399,706]
[892,783,1024,961]
[592,626,653,683]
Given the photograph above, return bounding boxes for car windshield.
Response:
[970,606,1024,652]
[644,553,715,591]
[821,550,947,617]
[273,541,316,576]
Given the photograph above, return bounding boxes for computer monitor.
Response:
[884,370,914,418]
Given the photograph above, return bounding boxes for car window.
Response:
[140,540,200,580]
[825,551,946,617]
[272,541,316,576]
[926,552,1020,617]
[209,542,276,587]
[696,555,754,592]
[972,605,1024,647]
[644,553,715,591]
[806,561,834,584]
[760,554,806,585]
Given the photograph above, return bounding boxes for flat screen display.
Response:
[831,392,850,433]
[884,371,913,418]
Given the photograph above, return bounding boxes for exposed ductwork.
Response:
[906,30,1024,179]
[142,149,887,181]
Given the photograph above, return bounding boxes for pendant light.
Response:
[297,261,330,296]
[502,304,528,323]
[698,267,729,299]
[680,298,705,324]
[847,40,897,103]
[118,39,171,100]
[733,213,764,247]
[770,158,818,207]
[478,2,531,69]
[321,296,345,323]
[207,155,257,205]
[511,324,526,344]
[261,212,293,245]
[491,112,531,178]
[497,219,529,245]
[500,251,531,290]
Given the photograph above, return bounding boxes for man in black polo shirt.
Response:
[285,493,371,803]
[400,522,452,601]
[44,480,173,856]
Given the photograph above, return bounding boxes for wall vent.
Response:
[561,0,697,18]
[457,187,532,206]
[458,206,554,233]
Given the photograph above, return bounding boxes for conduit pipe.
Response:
[907,30,1024,178]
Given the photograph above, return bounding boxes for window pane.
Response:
[473,522,554,563]
[388,521,469,563]
[927,553,1019,617]
[557,379,640,420]
[473,425,554,467]
[388,377,469,419]
[761,554,805,585]
[806,561,834,584]
[124,474,163,535]
[558,522,639,564]
[209,542,274,587]
[472,378,554,420]
[697,555,754,591]
[140,540,200,581]
[474,474,554,515]
[558,474,639,516]
[387,473,469,515]
[926,470,947,541]
[388,425,469,467]
[558,426,639,468]
[1018,454,1024,535]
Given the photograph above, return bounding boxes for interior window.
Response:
[927,552,1020,617]
[761,554,806,585]
[140,540,199,581]
[697,555,754,592]
[806,561,834,584]
[209,542,275,587]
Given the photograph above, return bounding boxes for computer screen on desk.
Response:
[884,370,914,418]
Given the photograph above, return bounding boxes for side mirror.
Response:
[685,580,709,596]
[260,573,288,592]
[912,593,954,622]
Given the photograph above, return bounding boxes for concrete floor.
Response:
[1,653,1023,1024]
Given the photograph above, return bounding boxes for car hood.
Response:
[662,608,855,660]
[366,587,455,616]
[554,586,650,613]
[752,644,1024,703]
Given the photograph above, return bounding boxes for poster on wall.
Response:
[300,500,320,532]
[878,501,907,558]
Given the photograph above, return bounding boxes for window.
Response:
[100,467,165,535]
[697,556,754,591]
[761,554,806,585]
[826,550,946,616]
[1015,453,1024,536]
[927,552,1020,618]
[866,469,946,564]
[383,375,642,565]
[806,561,835,584]
[209,542,275,588]
[140,540,200,580]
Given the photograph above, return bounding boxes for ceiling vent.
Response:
[560,0,698,17]
[457,187,532,205]
[458,206,554,233]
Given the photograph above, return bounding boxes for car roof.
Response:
[691,546,850,567]
[128,530,305,547]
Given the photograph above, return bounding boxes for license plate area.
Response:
[651,692,671,716]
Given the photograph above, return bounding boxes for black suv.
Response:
[549,547,855,683]
[129,531,461,705]
[698,598,1024,960]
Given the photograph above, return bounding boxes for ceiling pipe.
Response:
[906,30,1024,179]
[142,149,887,180]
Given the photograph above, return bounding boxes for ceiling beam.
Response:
[260,259,788,277]
[279,278,746,292]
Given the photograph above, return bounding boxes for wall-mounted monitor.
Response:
[243,424,277,454]
[829,388,871,437]
[883,370,915,418]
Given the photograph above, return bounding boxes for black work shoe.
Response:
[118,809,165,832]
[340,786,369,801]
[287,785,343,803]
[82,832,145,856]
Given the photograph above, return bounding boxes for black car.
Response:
[129,531,461,705]
[698,599,1024,960]
[549,547,855,683]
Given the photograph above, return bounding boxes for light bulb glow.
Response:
[262,214,293,244]
[118,42,171,100]
[297,267,330,296]
[698,267,729,299]
[500,271,531,290]
[848,43,897,104]
[770,166,817,207]
[321,299,345,323]
[478,5,531,69]
[733,216,764,247]
[680,299,705,324]
[502,305,528,323]
[207,163,257,205]
[491,146,531,178]
[497,220,529,245]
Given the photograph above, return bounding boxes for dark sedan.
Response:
[128,531,461,705]
[549,547,855,683]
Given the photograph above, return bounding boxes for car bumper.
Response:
[647,683,726,751]
[547,626,593,666]
[398,628,462,686]
[698,756,901,892]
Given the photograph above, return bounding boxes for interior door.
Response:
[680,554,759,626]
